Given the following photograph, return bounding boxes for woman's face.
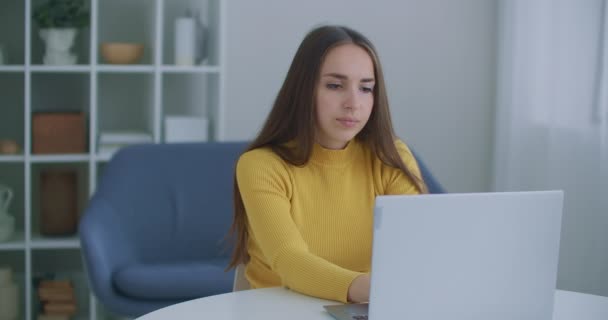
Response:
[314,43,375,150]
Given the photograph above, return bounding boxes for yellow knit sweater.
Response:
[236,139,422,302]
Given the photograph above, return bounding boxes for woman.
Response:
[228,25,427,303]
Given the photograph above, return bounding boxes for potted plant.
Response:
[32,0,89,65]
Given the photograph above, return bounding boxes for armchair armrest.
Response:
[79,197,136,305]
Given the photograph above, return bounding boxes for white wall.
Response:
[224,0,498,193]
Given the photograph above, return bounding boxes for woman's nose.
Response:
[342,88,360,110]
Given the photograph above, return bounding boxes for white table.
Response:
[137,287,608,320]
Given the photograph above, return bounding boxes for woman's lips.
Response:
[337,118,359,128]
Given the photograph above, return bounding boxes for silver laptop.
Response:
[325,191,563,320]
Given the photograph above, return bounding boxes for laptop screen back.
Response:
[368,191,563,320]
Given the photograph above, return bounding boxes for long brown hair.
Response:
[227,25,427,269]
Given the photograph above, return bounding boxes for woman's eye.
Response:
[326,83,342,89]
[360,86,373,93]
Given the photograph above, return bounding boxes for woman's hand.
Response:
[347,274,370,303]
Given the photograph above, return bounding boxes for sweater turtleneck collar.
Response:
[310,139,361,167]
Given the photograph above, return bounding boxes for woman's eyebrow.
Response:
[322,72,375,82]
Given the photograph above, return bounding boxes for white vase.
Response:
[174,10,208,66]
[174,17,196,66]
[39,28,78,65]
[0,268,18,320]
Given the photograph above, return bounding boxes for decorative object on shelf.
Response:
[33,112,86,154]
[32,0,89,65]
[0,44,5,65]
[36,279,77,319]
[100,42,144,64]
[40,170,78,236]
[39,28,78,65]
[164,116,208,142]
[0,267,19,320]
[98,130,153,157]
[0,184,15,243]
[174,9,208,66]
[0,140,20,155]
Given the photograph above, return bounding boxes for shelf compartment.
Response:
[31,250,90,320]
[0,0,26,65]
[0,73,25,156]
[30,73,90,114]
[97,0,157,65]
[97,73,155,145]
[162,73,217,142]
[0,251,26,319]
[30,73,91,155]
[30,0,92,66]
[30,163,89,243]
[162,0,221,66]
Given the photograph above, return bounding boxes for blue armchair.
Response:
[79,142,248,317]
[79,141,443,318]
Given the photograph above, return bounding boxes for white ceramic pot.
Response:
[39,28,77,65]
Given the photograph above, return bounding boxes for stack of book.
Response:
[37,280,76,320]
[98,130,153,157]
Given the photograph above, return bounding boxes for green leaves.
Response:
[33,0,90,28]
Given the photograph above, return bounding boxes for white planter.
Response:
[39,28,78,65]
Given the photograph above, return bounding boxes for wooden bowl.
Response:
[100,42,144,64]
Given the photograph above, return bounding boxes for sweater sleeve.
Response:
[383,140,424,195]
[236,150,363,302]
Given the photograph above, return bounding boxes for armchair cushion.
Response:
[114,258,233,300]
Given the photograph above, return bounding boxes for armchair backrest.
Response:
[93,142,248,262]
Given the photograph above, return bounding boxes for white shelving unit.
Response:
[0,0,225,319]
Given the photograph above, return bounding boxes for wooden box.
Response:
[33,112,86,154]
